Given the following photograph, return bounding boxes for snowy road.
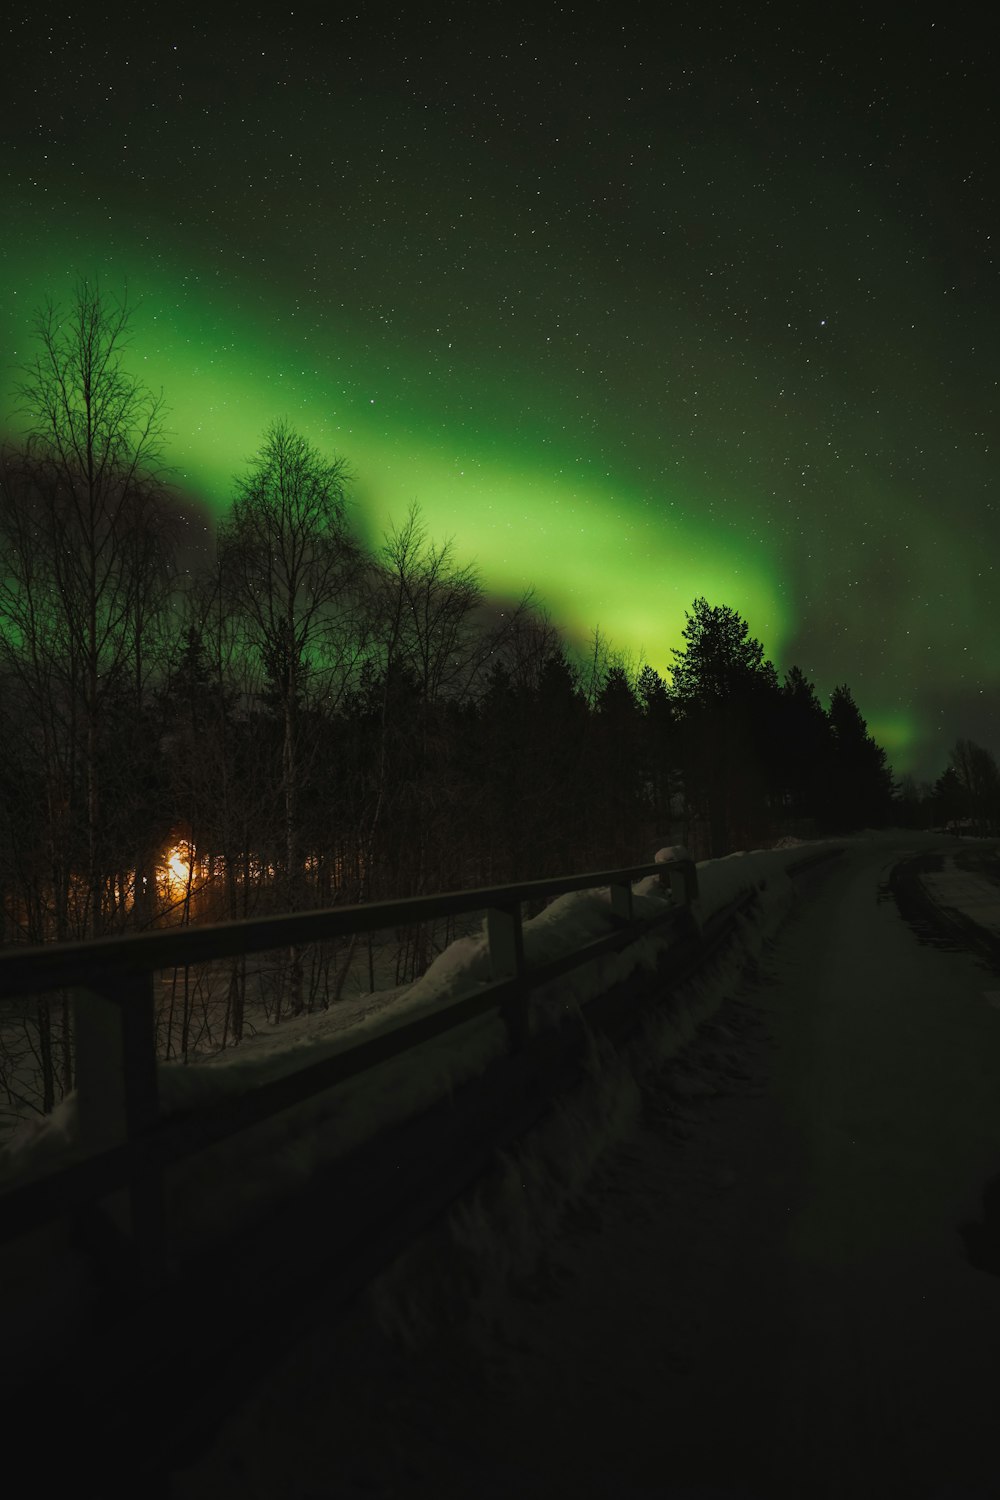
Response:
[174,838,1000,1500]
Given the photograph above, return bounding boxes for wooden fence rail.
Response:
[0,855,699,1258]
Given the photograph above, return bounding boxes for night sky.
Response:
[3,5,997,781]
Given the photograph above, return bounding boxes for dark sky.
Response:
[3,3,997,780]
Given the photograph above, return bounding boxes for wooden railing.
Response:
[0,855,700,1258]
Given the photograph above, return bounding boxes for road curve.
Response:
[174,838,1000,1500]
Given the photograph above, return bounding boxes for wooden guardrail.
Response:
[1,843,849,1483]
[0,855,700,1259]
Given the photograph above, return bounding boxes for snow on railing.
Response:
[0,854,700,1263]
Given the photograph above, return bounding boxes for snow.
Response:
[7,827,1000,1492]
[167,827,1000,1499]
[918,854,1000,937]
[0,835,813,1417]
[1,841,807,1177]
[368,850,799,1353]
[143,826,970,1275]
[0,837,818,1365]
[0,834,862,1229]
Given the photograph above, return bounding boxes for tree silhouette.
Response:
[948,738,999,836]
[670,598,778,855]
[777,666,833,827]
[593,665,645,863]
[933,764,967,830]
[2,281,175,934]
[218,421,362,1015]
[827,684,893,830]
[366,506,484,900]
[670,598,777,705]
[636,663,679,838]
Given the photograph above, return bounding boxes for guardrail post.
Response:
[74,971,163,1267]
[658,857,699,907]
[487,903,529,1051]
[609,880,634,923]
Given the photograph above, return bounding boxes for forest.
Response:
[0,284,994,1117]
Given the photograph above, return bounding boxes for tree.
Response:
[949,738,1000,836]
[933,764,968,830]
[1,281,174,935]
[0,280,176,1125]
[218,421,362,1015]
[892,773,921,829]
[591,665,645,862]
[485,595,562,697]
[636,663,679,837]
[525,650,590,872]
[374,506,484,710]
[362,506,485,904]
[669,599,779,855]
[670,598,777,707]
[826,685,894,831]
[776,666,833,827]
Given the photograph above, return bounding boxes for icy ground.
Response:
[919,856,1000,938]
[170,830,1000,1499]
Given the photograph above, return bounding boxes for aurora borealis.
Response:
[3,7,996,780]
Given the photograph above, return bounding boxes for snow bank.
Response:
[370,861,796,1351]
[0,839,831,1250]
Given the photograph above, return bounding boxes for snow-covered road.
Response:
[173,837,1000,1500]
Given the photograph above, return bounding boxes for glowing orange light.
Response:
[161,843,193,891]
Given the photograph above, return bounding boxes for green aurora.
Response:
[1,217,791,686]
[3,10,997,780]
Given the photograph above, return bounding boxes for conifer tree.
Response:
[827,684,894,830]
[669,598,778,855]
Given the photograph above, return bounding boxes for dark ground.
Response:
[170,839,1000,1499]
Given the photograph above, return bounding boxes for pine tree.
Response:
[777,666,833,827]
[593,665,644,862]
[669,599,778,855]
[827,685,893,830]
[636,664,678,837]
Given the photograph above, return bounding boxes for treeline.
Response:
[894,741,1000,836]
[0,282,909,1117]
[0,284,902,964]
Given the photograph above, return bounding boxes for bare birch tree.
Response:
[4,280,174,935]
[218,421,362,1017]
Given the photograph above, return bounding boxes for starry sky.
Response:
[2,4,997,781]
